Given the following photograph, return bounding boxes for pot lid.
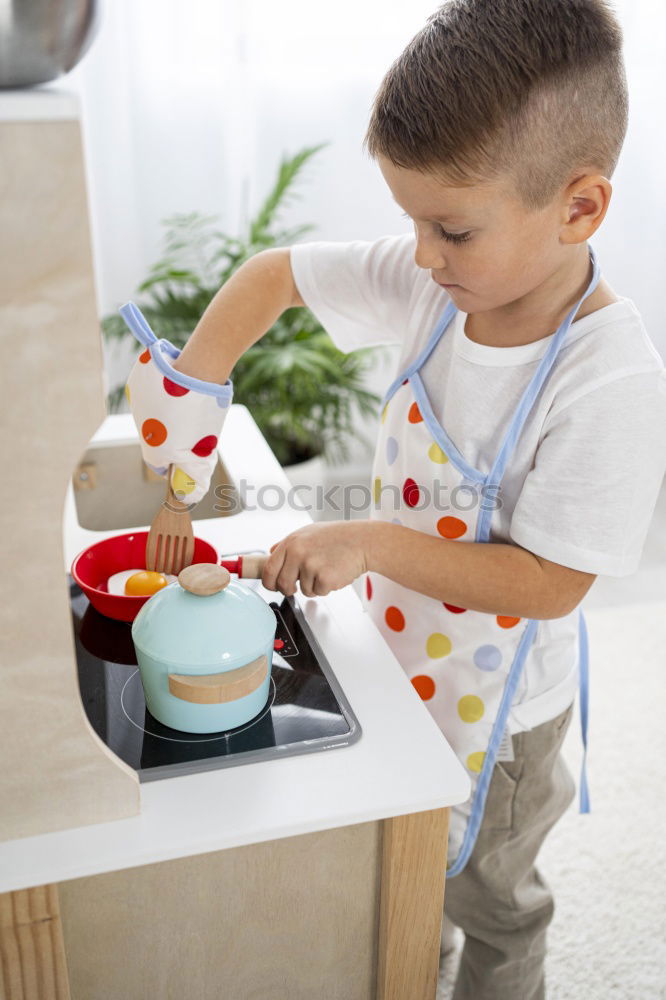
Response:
[131,563,276,668]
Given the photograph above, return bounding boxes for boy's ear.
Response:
[561,172,612,242]
[568,197,595,223]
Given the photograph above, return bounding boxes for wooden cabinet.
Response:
[1,810,449,1000]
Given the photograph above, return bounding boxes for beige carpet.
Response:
[438,599,666,1000]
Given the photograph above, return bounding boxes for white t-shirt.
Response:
[289,232,666,731]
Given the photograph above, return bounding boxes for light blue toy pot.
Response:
[131,563,276,734]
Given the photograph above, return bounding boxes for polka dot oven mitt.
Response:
[119,302,233,505]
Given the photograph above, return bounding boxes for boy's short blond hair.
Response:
[363,0,628,211]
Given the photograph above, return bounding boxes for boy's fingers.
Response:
[261,547,286,591]
[313,575,330,596]
[298,567,317,597]
[275,549,301,597]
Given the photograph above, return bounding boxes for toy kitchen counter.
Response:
[2,409,470,1000]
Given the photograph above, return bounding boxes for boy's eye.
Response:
[435,224,472,245]
[401,211,471,245]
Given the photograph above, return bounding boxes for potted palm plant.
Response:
[101,145,383,488]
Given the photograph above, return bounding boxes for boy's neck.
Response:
[464,247,620,349]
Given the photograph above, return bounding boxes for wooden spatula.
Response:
[146,463,196,574]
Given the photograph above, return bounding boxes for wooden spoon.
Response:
[145,463,195,574]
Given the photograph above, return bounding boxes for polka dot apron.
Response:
[363,248,598,877]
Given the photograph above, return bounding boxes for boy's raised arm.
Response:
[171,247,304,384]
[120,247,304,505]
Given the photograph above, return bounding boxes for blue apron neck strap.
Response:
[475,245,600,543]
[382,299,458,405]
[489,244,599,483]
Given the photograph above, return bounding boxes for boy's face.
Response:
[377,154,572,313]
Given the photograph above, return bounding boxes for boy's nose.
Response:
[413,232,447,270]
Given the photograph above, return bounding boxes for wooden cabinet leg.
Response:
[377,807,450,1000]
[0,885,71,1000]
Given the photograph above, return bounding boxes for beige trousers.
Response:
[443,701,577,1000]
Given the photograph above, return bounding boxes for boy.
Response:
[123,1,666,996]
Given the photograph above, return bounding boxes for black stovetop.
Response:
[68,576,361,782]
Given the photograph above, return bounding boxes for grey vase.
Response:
[0,0,100,89]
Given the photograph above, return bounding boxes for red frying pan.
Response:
[71,531,267,623]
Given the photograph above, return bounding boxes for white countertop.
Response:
[0,408,469,892]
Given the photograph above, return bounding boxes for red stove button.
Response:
[274,639,285,650]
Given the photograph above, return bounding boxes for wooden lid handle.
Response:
[178,563,231,596]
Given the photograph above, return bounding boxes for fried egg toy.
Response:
[106,569,177,597]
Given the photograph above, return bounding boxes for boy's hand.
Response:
[261,521,371,597]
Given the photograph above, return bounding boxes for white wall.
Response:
[63,0,666,429]
[66,0,427,316]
